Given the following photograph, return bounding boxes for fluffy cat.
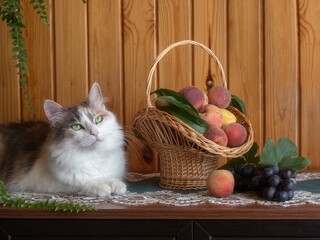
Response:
[0,82,127,197]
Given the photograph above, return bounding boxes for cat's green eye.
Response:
[95,115,103,124]
[71,124,82,131]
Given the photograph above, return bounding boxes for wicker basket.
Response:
[133,40,254,190]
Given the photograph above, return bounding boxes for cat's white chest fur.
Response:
[50,140,126,186]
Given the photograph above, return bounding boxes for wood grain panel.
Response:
[298,0,320,169]
[0,16,20,122]
[123,0,156,172]
[157,0,192,91]
[88,0,123,122]
[193,0,227,167]
[54,0,88,107]
[228,0,263,149]
[193,0,227,88]
[264,0,299,144]
[22,0,54,121]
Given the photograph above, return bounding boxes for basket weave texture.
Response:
[133,40,254,190]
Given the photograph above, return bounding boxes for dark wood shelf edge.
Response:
[1,203,320,220]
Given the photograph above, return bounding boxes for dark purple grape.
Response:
[268,175,281,188]
[253,167,263,176]
[281,179,295,191]
[279,169,293,179]
[242,164,255,178]
[235,164,246,174]
[262,168,274,179]
[287,190,294,200]
[262,168,274,182]
[270,165,279,175]
[275,190,289,202]
[263,186,276,200]
[248,176,261,190]
[228,168,236,176]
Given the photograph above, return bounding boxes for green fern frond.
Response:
[0,181,95,212]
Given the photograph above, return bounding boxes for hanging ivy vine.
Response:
[0,0,86,114]
[0,0,50,114]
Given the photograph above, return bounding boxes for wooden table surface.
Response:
[1,201,320,220]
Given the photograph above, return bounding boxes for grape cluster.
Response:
[229,164,296,202]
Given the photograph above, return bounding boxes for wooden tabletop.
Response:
[1,202,320,220]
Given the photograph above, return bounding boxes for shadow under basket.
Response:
[154,144,218,190]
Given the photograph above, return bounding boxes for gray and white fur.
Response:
[0,82,127,197]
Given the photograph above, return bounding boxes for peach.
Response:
[203,126,228,147]
[199,104,223,128]
[207,86,231,108]
[179,86,206,111]
[220,108,237,126]
[207,169,235,198]
[223,122,247,147]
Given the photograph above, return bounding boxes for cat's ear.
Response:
[87,82,105,109]
[44,100,66,126]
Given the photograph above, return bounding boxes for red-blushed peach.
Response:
[207,86,231,108]
[179,86,206,111]
[207,169,235,198]
[203,126,228,147]
[223,122,247,147]
[199,104,223,128]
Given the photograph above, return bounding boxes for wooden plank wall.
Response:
[0,0,319,172]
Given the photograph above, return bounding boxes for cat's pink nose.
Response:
[90,130,98,136]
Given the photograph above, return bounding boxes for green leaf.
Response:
[260,139,278,167]
[220,142,260,170]
[156,95,198,118]
[276,138,298,162]
[260,138,311,172]
[230,95,247,116]
[220,157,247,170]
[159,105,208,134]
[279,156,311,172]
[152,88,199,115]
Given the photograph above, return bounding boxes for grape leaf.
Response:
[276,138,298,162]
[260,139,278,166]
[159,105,208,134]
[279,156,311,172]
[260,138,311,172]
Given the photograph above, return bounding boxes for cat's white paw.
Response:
[80,182,112,197]
[80,179,127,197]
[110,179,127,195]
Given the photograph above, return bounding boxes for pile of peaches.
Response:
[155,85,248,148]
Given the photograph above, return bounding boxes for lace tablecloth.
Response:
[10,172,320,208]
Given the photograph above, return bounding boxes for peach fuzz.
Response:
[223,122,247,147]
[179,86,206,111]
[206,170,235,198]
[199,104,223,128]
[207,86,231,108]
[203,126,228,147]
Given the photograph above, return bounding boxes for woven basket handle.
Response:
[146,40,227,108]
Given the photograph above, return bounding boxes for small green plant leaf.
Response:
[230,95,247,116]
[159,105,208,134]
